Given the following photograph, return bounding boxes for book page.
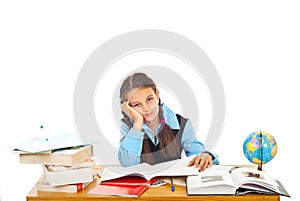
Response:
[100,156,199,182]
[187,170,235,188]
[152,156,199,177]
[231,167,278,192]
[100,163,152,181]
[186,169,237,195]
[203,165,238,173]
[46,158,95,171]
[161,177,186,186]
[10,133,85,153]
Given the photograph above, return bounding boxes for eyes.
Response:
[131,103,140,108]
[131,97,154,108]
[147,97,154,102]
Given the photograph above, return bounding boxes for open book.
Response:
[88,176,163,197]
[89,157,196,197]
[186,165,290,197]
[100,156,199,182]
[10,133,85,153]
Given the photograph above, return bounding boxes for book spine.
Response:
[77,183,83,192]
[37,183,83,193]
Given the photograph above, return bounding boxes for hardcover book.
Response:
[186,165,290,197]
[36,176,93,193]
[19,145,93,166]
[87,175,162,197]
[87,184,149,197]
[100,176,160,186]
[43,164,94,186]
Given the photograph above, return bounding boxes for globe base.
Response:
[258,164,262,171]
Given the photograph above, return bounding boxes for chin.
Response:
[144,117,154,124]
[144,118,152,123]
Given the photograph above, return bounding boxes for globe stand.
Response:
[258,131,263,171]
[258,164,263,171]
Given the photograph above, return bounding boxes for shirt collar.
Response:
[161,103,180,129]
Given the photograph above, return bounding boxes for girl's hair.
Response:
[120,72,157,104]
[119,72,180,164]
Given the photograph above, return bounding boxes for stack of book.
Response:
[11,133,97,193]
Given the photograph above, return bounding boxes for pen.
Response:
[171,177,175,192]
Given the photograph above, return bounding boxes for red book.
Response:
[87,176,162,197]
[87,184,148,197]
[100,176,158,186]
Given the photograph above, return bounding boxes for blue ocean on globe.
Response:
[243,131,277,164]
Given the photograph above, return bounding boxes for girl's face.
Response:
[128,87,160,124]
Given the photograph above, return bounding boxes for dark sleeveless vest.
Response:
[140,114,187,165]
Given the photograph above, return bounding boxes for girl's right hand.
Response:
[121,101,143,131]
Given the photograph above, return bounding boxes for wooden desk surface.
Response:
[27,175,280,201]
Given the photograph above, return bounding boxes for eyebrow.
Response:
[146,94,154,99]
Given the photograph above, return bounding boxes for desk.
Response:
[27,176,280,201]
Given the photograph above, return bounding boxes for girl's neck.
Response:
[145,116,159,134]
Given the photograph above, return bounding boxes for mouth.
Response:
[143,112,153,118]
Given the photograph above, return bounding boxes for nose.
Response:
[142,104,150,113]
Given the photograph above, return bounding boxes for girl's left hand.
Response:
[188,153,213,172]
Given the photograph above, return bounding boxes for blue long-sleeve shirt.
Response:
[118,103,219,167]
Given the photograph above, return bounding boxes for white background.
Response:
[0,1,299,201]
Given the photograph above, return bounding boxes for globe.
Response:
[243,131,277,165]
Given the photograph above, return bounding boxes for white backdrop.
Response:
[0,1,299,201]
